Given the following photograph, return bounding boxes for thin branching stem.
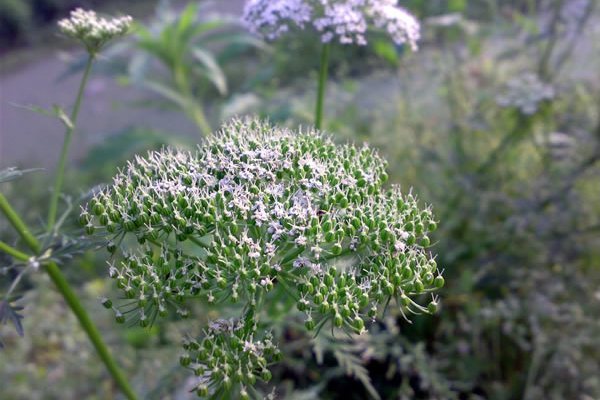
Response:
[47,54,95,232]
[0,193,137,399]
[0,240,30,262]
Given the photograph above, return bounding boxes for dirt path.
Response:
[0,0,245,169]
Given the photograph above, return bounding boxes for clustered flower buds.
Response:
[243,0,420,49]
[58,8,132,54]
[496,73,555,115]
[83,119,442,396]
[181,312,280,397]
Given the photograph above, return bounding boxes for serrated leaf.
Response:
[334,349,381,400]
[0,298,25,339]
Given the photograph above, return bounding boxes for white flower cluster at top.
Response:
[496,73,555,115]
[83,119,442,395]
[58,8,132,53]
[243,0,420,49]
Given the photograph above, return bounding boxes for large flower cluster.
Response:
[58,8,132,53]
[83,119,442,396]
[243,0,420,49]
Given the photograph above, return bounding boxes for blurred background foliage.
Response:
[1,0,600,399]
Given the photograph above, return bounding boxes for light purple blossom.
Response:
[243,0,420,49]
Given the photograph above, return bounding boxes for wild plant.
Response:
[0,8,137,400]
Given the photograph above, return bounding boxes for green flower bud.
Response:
[427,300,439,314]
[101,297,112,309]
[434,275,445,288]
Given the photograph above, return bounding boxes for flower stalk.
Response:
[0,193,138,400]
[47,54,95,232]
[315,43,330,130]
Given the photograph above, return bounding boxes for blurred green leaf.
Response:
[191,47,227,95]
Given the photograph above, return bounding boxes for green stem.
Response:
[0,193,40,252]
[315,43,331,130]
[189,102,212,136]
[174,64,211,136]
[0,193,137,400]
[0,240,30,262]
[47,54,95,233]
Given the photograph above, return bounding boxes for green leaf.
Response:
[52,105,74,130]
[143,80,190,109]
[9,103,73,129]
[372,39,399,67]
[191,47,227,95]
[334,349,381,400]
[0,297,25,347]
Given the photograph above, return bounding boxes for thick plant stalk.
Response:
[47,54,94,232]
[315,43,331,130]
[0,193,137,400]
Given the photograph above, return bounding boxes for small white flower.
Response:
[58,8,132,52]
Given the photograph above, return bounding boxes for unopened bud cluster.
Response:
[58,8,132,54]
[180,312,280,397]
[83,118,442,395]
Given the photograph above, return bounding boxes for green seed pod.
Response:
[305,318,315,331]
[414,279,425,293]
[334,313,343,328]
[331,243,342,256]
[353,316,365,332]
[423,272,434,285]
[434,275,445,288]
[101,297,112,309]
[115,311,125,324]
[427,301,439,314]
[197,384,209,397]
[180,353,191,367]
[261,369,272,382]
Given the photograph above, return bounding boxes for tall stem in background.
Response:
[315,43,331,130]
[47,54,95,232]
[0,193,138,400]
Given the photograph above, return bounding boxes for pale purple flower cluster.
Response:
[243,0,420,49]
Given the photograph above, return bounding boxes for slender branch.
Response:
[44,261,137,399]
[0,240,30,262]
[315,43,331,130]
[0,195,137,399]
[0,193,40,253]
[47,54,95,232]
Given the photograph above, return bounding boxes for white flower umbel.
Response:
[84,119,443,395]
[243,0,420,49]
[496,73,555,115]
[58,8,132,54]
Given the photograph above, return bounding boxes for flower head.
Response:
[83,118,442,394]
[243,0,420,49]
[58,8,132,54]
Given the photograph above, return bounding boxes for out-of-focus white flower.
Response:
[58,8,132,53]
[243,0,420,49]
[496,73,555,115]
